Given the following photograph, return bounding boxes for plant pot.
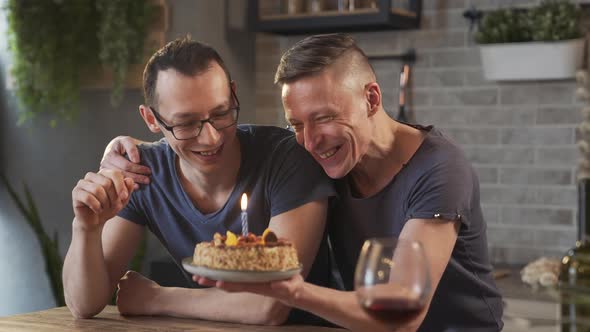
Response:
[479,38,585,81]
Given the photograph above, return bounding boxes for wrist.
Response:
[153,286,174,316]
[72,218,103,236]
[290,280,310,308]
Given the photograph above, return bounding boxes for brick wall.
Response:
[254,0,587,264]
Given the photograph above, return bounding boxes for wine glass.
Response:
[354,237,431,326]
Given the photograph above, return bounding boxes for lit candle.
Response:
[240,193,248,237]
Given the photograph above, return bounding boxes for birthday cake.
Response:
[193,229,300,271]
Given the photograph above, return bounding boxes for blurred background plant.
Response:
[5,0,156,127]
[0,173,64,306]
[475,0,583,44]
[528,0,583,41]
[0,173,147,307]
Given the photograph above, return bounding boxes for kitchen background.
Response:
[0,0,586,317]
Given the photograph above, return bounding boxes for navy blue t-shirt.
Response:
[118,125,336,278]
[329,125,503,331]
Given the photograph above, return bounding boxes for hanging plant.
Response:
[96,0,154,106]
[5,0,156,127]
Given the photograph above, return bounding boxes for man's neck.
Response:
[349,111,424,198]
[176,142,241,214]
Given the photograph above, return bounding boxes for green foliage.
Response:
[0,173,64,307]
[529,0,583,41]
[475,9,531,44]
[0,172,149,308]
[5,0,155,126]
[476,0,584,44]
[96,1,155,106]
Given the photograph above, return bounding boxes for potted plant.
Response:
[475,0,585,81]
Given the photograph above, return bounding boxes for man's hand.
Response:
[100,136,152,189]
[193,274,305,307]
[72,169,134,232]
[117,271,162,316]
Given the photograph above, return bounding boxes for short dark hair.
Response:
[143,36,232,106]
[274,33,372,85]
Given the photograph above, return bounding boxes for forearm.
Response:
[62,220,113,318]
[293,283,425,331]
[156,286,290,325]
[290,283,389,332]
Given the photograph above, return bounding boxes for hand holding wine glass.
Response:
[355,237,431,327]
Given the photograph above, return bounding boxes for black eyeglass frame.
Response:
[149,87,240,140]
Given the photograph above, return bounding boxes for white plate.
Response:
[182,257,302,283]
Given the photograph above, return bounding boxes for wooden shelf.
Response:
[251,0,421,35]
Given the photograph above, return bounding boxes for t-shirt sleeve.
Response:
[266,138,336,217]
[405,153,475,227]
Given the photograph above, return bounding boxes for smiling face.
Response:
[283,66,375,179]
[142,62,240,175]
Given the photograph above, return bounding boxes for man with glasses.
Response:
[63,37,335,324]
[102,34,503,330]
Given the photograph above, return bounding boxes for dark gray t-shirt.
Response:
[118,125,336,277]
[329,125,503,331]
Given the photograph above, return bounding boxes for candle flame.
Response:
[241,193,248,211]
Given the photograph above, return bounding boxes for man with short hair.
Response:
[63,36,335,325]
[104,34,504,331]
[200,33,503,331]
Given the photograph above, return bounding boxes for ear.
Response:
[139,105,161,134]
[365,82,381,117]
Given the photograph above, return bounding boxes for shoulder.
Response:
[136,138,173,174]
[238,124,303,156]
[413,126,472,176]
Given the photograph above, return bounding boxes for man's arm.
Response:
[145,199,328,325]
[63,170,141,318]
[210,218,458,331]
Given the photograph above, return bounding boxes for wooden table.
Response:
[0,306,346,331]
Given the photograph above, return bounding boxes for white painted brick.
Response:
[469,107,536,126]
[489,246,545,265]
[445,127,499,145]
[500,127,574,145]
[464,146,535,164]
[501,207,574,226]
[536,146,578,166]
[500,84,540,105]
[414,107,471,125]
[534,228,577,248]
[537,107,582,125]
[431,48,481,67]
[423,0,466,11]
[538,84,576,105]
[480,186,576,206]
[499,167,573,186]
[475,166,499,184]
[487,225,536,245]
[431,88,498,106]
[420,9,467,31]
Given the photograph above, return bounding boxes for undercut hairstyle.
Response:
[274,33,374,85]
[143,36,232,106]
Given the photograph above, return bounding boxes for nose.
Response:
[302,126,318,153]
[198,122,221,145]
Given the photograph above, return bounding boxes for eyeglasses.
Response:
[149,88,240,140]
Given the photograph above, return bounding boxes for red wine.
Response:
[362,297,423,324]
